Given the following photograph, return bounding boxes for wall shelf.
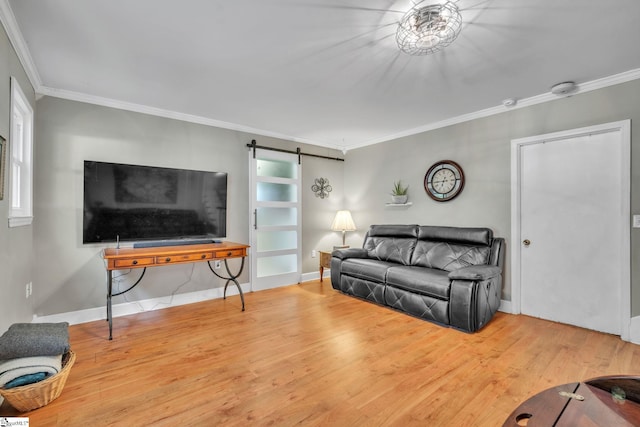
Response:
[385,202,413,207]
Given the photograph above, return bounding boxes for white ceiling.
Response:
[4,0,640,151]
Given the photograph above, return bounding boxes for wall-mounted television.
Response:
[83,161,227,244]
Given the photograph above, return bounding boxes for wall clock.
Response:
[424,160,465,202]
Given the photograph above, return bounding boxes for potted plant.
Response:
[391,181,409,204]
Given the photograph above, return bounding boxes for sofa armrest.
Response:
[490,237,505,269]
[332,248,368,260]
[448,265,501,281]
[449,271,502,332]
[330,248,368,291]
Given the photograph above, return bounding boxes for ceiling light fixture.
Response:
[396,1,463,55]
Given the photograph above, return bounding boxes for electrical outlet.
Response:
[25,283,31,298]
[214,260,221,269]
[311,250,317,258]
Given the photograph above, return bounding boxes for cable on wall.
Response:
[115,263,197,312]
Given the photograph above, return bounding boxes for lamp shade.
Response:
[331,210,356,232]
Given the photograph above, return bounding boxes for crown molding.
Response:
[0,0,42,90]
[37,66,640,152]
[38,85,330,147]
[349,67,640,150]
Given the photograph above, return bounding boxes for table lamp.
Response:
[331,210,356,248]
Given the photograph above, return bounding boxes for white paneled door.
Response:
[249,149,301,291]
[512,121,630,336]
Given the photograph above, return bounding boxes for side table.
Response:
[319,251,332,282]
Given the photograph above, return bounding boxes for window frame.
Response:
[8,76,34,227]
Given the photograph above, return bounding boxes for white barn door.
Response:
[249,149,302,291]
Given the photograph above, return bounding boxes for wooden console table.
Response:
[103,242,249,340]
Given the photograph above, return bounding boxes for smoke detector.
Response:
[551,81,577,95]
[502,98,517,107]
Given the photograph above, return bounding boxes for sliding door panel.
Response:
[250,150,301,291]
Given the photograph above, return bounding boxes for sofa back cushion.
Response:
[363,225,418,265]
[410,226,492,271]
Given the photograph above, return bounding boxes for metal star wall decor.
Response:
[311,177,332,199]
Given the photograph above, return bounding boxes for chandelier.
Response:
[396,1,463,55]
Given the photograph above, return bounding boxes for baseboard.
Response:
[300,270,331,282]
[498,299,513,314]
[32,282,250,326]
[300,271,317,282]
[300,270,330,283]
[628,316,640,344]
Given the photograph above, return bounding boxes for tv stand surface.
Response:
[132,238,221,248]
[103,241,249,340]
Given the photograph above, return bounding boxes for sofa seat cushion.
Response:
[386,266,451,300]
[341,259,396,283]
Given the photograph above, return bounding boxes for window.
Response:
[9,77,34,227]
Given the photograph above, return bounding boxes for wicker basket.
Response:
[0,350,76,412]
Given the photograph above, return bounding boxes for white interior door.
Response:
[512,121,630,336]
[249,149,301,291]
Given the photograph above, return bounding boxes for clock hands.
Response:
[433,178,454,184]
[433,176,456,192]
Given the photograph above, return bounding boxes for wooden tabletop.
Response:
[503,376,640,426]
[102,241,249,270]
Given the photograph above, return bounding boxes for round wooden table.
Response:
[503,376,640,426]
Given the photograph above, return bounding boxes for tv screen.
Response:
[83,161,227,244]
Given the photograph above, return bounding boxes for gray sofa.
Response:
[330,225,505,332]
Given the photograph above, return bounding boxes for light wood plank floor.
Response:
[2,280,640,426]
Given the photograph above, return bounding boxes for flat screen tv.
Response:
[83,161,227,244]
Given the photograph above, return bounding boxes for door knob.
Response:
[522,239,531,247]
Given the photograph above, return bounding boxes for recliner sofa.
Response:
[330,224,505,332]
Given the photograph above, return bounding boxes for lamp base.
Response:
[333,245,349,250]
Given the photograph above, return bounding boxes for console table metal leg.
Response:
[209,257,246,311]
[107,270,113,340]
[223,278,245,311]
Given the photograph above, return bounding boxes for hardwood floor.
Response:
[2,280,640,426]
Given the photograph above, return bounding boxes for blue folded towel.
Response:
[4,372,48,389]
[0,323,70,359]
[0,354,62,387]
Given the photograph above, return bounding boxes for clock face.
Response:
[424,160,465,201]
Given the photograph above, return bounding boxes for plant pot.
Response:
[391,195,408,204]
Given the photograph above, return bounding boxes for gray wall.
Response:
[33,97,343,317]
[344,79,640,314]
[0,24,36,333]
[17,65,640,323]
[301,155,347,273]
